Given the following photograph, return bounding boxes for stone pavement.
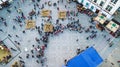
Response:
[0,0,119,67]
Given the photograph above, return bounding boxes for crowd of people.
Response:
[0,0,113,67]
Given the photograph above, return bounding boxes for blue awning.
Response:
[66,47,103,67]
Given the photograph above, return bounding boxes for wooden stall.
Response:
[41,10,51,17]
[43,23,53,32]
[58,11,66,19]
[25,20,35,29]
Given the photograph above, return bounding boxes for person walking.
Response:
[16,35,19,38]
[0,29,3,32]
[8,34,12,37]
[19,56,23,59]
[36,60,39,63]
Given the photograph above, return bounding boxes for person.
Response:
[76,39,79,42]
[32,45,34,47]
[31,50,34,54]
[104,35,106,38]
[10,47,17,51]
[36,60,39,63]
[13,25,16,29]
[17,42,21,45]
[86,37,89,40]
[19,56,23,59]
[7,9,11,13]
[8,34,12,37]
[4,21,7,26]
[23,30,25,33]
[86,46,89,49]
[40,59,44,66]
[64,59,67,65]
[16,35,19,38]
[57,7,59,11]
[26,54,29,58]
[19,60,25,63]
[0,29,3,32]
[34,4,36,10]
[32,55,34,58]
[57,0,59,4]
[37,11,40,15]
[77,48,80,54]
[41,4,44,9]
[107,38,110,42]
[109,42,113,47]
[45,44,47,48]
[65,5,66,8]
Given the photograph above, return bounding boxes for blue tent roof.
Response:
[66,47,103,67]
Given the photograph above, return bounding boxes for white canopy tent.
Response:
[106,21,119,33]
[94,14,107,24]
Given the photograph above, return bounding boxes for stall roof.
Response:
[43,23,53,32]
[67,47,103,67]
[58,11,66,19]
[25,20,36,29]
[94,14,107,24]
[106,21,119,33]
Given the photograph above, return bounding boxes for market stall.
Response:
[0,0,10,8]
[93,14,107,31]
[0,42,11,63]
[58,11,66,19]
[94,14,107,24]
[11,61,22,67]
[43,23,53,32]
[106,21,119,33]
[25,20,35,29]
[77,4,85,13]
[105,20,120,37]
[41,10,51,17]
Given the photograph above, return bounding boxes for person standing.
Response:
[8,34,12,37]
[64,59,67,66]
[13,25,16,29]
[4,21,7,27]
